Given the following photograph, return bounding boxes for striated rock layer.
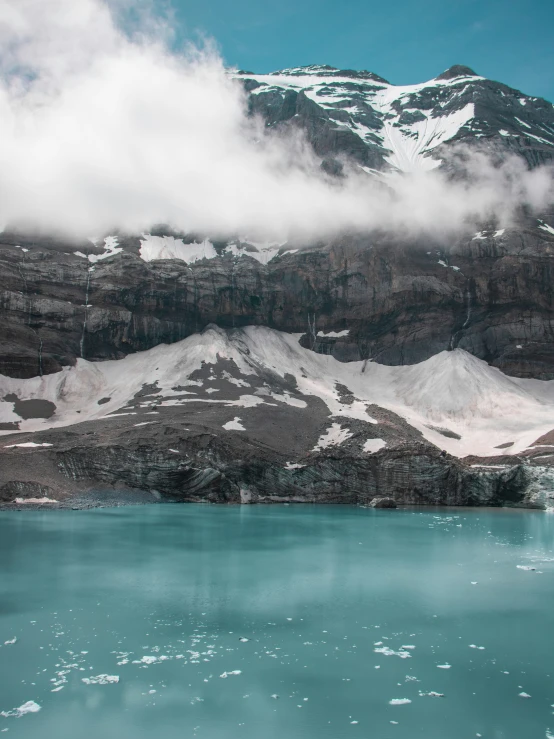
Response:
[1,216,554,381]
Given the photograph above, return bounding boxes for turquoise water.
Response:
[0,505,553,739]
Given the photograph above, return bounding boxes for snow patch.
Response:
[139,235,216,263]
[223,417,245,431]
[538,221,554,236]
[363,438,386,453]
[5,442,52,448]
[14,497,57,504]
[316,330,350,338]
[313,423,352,451]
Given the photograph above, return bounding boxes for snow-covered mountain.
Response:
[239,64,554,172]
[1,63,554,509]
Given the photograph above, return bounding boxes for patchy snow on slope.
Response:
[225,240,283,264]
[223,417,245,431]
[377,104,475,172]
[317,329,350,338]
[139,235,217,263]
[237,69,481,172]
[75,236,122,262]
[538,220,554,236]
[139,234,284,265]
[313,423,353,451]
[2,325,554,458]
[363,438,386,453]
[4,441,53,448]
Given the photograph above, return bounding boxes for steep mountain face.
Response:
[1,64,554,508]
[239,64,554,172]
[1,217,554,381]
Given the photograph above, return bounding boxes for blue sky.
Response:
[168,0,554,101]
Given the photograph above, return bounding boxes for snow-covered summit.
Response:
[237,64,554,173]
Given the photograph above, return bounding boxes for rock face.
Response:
[369,497,397,508]
[0,418,551,510]
[1,217,554,380]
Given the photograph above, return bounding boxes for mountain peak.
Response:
[264,65,390,84]
[436,65,479,81]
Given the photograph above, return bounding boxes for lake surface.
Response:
[0,504,553,739]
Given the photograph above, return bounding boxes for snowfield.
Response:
[1,325,553,458]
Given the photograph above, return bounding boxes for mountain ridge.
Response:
[238,62,554,173]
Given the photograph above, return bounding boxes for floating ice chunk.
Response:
[419,691,444,697]
[469,644,485,650]
[374,646,412,659]
[437,664,451,669]
[82,675,119,685]
[389,698,411,705]
[518,691,531,698]
[3,638,17,645]
[1,701,41,718]
[219,670,241,678]
[222,417,245,431]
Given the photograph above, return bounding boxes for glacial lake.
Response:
[0,504,553,739]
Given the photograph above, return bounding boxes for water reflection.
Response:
[0,505,552,739]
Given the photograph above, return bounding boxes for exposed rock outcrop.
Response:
[1,218,554,380]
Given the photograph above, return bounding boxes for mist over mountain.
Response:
[0,0,553,240]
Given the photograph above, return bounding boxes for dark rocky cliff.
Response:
[1,216,554,380]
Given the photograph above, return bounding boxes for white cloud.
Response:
[0,0,552,241]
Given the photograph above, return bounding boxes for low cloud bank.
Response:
[0,0,552,241]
